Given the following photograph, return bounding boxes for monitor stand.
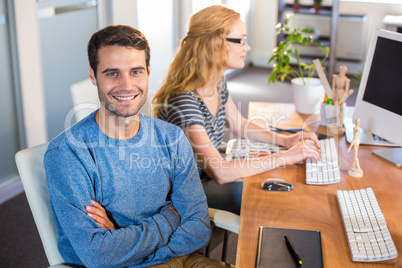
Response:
[372,147,402,167]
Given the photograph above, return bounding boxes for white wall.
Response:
[111,0,137,26]
[251,0,402,68]
[250,0,278,67]
[14,0,47,147]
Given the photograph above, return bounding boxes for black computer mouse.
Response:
[261,178,294,192]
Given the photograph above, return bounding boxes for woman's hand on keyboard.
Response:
[281,131,320,149]
[278,140,321,165]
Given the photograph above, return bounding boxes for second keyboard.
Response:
[336,188,398,263]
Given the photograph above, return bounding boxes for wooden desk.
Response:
[236,102,402,267]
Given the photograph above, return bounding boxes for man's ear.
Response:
[147,64,151,76]
[89,66,97,86]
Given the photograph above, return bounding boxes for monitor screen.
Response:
[362,37,402,117]
[354,29,402,148]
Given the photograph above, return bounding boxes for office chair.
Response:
[15,143,71,267]
[69,78,239,262]
[206,208,239,261]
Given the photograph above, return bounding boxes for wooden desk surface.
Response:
[236,102,402,267]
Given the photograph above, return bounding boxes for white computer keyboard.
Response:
[305,137,341,185]
[336,188,398,263]
[225,138,285,160]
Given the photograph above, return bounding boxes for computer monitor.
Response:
[354,29,402,166]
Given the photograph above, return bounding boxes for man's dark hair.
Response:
[88,25,151,77]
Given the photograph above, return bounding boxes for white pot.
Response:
[291,77,324,114]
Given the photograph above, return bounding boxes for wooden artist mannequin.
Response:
[329,65,353,134]
[347,118,363,177]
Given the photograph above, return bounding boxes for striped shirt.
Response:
[158,79,229,180]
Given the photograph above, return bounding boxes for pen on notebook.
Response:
[271,127,304,133]
[284,234,303,265]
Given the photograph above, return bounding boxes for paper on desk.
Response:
[313,59,332,99]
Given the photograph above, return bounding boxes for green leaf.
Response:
[296,33,303,43]
[289,35,294,43]
[284,55,290,65]
[268,72,276,84]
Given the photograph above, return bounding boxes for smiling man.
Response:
[44,25,231,268]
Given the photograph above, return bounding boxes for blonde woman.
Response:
[153,5,320,214]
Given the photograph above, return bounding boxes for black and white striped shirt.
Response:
[158,79,229,180]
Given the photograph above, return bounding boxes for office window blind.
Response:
[0,0,20,191]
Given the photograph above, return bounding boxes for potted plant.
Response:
[313,0,323,13]
[268,14,329,114]
[293,0,301,12]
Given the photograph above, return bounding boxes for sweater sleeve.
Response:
[45,146,181,268]
[147,132,211,262]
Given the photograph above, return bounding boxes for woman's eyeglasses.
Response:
[226,37,247,46]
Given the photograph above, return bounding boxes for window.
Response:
[0,0,21,202]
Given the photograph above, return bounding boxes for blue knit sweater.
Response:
[44,112,210,268]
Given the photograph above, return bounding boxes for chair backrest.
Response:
[15,143,65,266]
[70,78,151,123]
[70,78,100,122]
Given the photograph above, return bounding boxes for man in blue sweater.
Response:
[44,25,231,267]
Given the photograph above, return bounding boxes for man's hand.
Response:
[166,205,181,222]
[86,200,115,230]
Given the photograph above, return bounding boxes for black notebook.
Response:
[256,227,323,268]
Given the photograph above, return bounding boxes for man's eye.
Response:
[131,70,141,75]
[107,72,117,77]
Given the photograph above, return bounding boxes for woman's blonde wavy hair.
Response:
[152,5,240,117]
